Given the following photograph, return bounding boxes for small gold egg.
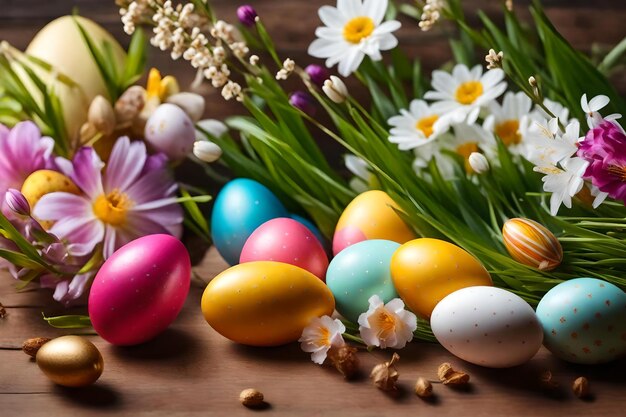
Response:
[36,336,104,387]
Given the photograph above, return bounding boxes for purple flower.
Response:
[577,120,626,202]
[237,5,258,27]
[5,189,31,217]
[34,136,183,259]
[289,91,317,117]
[0,121,55,212]
[305,64,330,87]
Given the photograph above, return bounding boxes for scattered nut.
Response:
[22,337,51,358]
[540,370,559,389]
[572,376,589,399]
[0,302,6,318]
[437,362,470,386]
[328,344,360,379]
[414,377,433,398]
[239,388,264,408]
[370,352,400,392]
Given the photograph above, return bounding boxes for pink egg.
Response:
[88,234,191,346]
[332,225,367,255]
[240,218,329,280]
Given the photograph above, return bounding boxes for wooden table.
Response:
[1,248,624,416]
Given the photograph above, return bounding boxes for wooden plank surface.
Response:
[1,248,625,416]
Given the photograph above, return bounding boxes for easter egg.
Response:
[21,170,81,208]
[24,16,126,138]
[431,286,543,368]
[36,336,104,387]
[333,190,416,255]
[201,261,335,346]
[289,213,328,249]
[536,278,626,364]
[326,240,400,322]
[240,218,328,280]
[88,234,191,346]
[144,103,196,161]
[391,238,492,318]
[211,179,288,265]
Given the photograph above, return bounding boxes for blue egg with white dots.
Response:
[211,179,288,265]
[326,239,400,323]
[536,278,626,364]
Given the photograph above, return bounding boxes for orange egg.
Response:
[502,218,562,271]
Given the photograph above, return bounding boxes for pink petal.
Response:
[104,137,147,192]
[70,147,104,199]
[33,192,92,221]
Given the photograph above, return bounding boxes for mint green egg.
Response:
[326,240,400,323]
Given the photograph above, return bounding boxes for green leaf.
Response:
[43,314,92,329]
[122,28,147,89]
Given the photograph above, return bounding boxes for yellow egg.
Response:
[36,336,104,387]
[22,16,126,138]
[21,170,81,208]
[333,190,416,255]
[390,238,492,318]
[201,261,335,346]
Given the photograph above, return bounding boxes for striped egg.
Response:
[502,218,562,271]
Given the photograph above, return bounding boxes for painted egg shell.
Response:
[431,286,543,368]
[391,238,492,318]
[201,261,335,346]
[240,218,329,280]
[211,179,288,266]
[36,336,104,387]
[536,278,626,364]
[89,234,191,346]
[326,240,400,323]
[289,213,328,250]
[145,103,196,161]
[332,190,416,256]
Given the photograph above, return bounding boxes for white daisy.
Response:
[424,64,507,125]
[358,295,417,349]
[387,99,450,150]
[308,0,401,77]
[483,92,532,153]
[534,157,589,216]
[299,315,346,364]
[436,123,496,177]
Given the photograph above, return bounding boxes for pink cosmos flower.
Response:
[577,120,626,203]
[34,136,183,259]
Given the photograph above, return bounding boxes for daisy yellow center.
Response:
[495,119,521,146]
[93,189,133,226]
[607,165,626,181]
[415,115,439,138]
[455,81,483,105]
[343,17,375,44]
[373,309,396,339]
[456,142,480,173]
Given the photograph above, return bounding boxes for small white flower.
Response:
[358,295,417,349]
[193,140,222,163]
[530,98,573,127]
[432,123,496,177]
[468,152,490,174]
[308,0,401,76]
[323,75,349,103]
[196,119,229,139]
[424,64,507,125]
[299,315,346,364]
[524,118,580,166]
[387,99,450,150]
[483,92,532,153]
[534,157,589,216]
[345,154,370,193]
[580,94,622,129]
[589,185,609,209]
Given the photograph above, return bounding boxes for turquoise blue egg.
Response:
[536,278,626,364]
[289,214,327,249]
[211,179,288,265]
[326,239,400,323]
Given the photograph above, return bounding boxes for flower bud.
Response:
[289,91,317,117]
[237,5,258,27]
[166,92,206,122]
[502,218,563,271]
[468,152,490,174]
[5,188,31,217]
[305,64,329,87]
[196,119,229,140]
[323,76,349,104]
[193,140,223,163]
[88,95,116,136]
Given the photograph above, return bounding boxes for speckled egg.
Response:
[88,234,191,346]
[391,238,493,318]
[431,286,544,368]
[536,278,626,364]
[211,179,288,265]
[201,261,335,346]
[326,240,400,322]
[144,103,196,161]
[240,218,328,280]
[332,190,416,256]
[289,213,328,251]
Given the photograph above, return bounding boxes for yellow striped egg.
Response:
[502,218,562,271]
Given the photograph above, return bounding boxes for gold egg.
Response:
[36,336,104,387]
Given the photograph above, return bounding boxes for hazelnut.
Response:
[239,388,264,408]
[414,377,433,398]
[572,377,590,399]
[22,337,51,357]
